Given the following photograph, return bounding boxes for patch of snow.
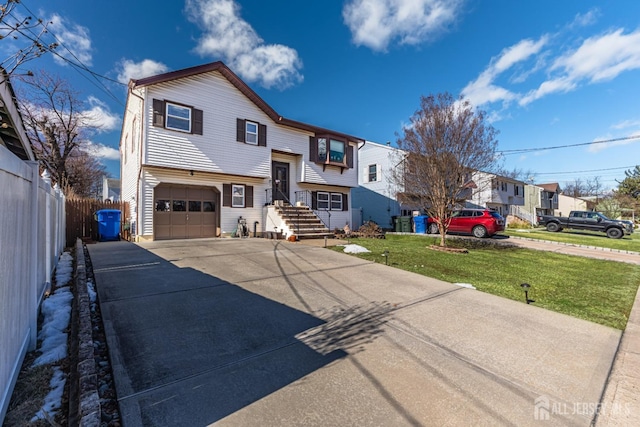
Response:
[30,366,66,422]
[55,252,73,286]
[34,285,73,366]
[31,250,74,420]
[87,280,97,303]
[342,244,371,254]
[453,283,476,290]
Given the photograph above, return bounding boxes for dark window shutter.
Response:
[258,124,267,146]
[245,186,254,208]
[311,191,318,210]
[152,99,165,127]
[342,193,349,211]
[223,184,231,207]
[236,118,246,142]
[192,108,203,135]
[346,144,354,168]
[309,137,318,162]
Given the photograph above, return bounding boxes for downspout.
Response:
[128,83,145,241]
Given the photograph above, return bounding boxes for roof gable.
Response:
[131,61,364,144]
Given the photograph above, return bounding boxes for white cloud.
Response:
[185,0,303,89]
[551,29,640,83]
[117,59,169,84]
[342,0,463,51]
[587,135,640,153]
[462,37,547,108]
[48,14,92,66]
[612,119,640,130]
[83,97,120,132]
[568,9,600,29]
[83,141,120,160]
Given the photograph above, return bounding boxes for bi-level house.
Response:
[351,141,407,229]
[120,62,363,241]
[467,172,525,216]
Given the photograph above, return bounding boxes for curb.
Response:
[72,238,101,426]
[507,235,640,255]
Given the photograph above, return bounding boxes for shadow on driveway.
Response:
[89,241,391,426]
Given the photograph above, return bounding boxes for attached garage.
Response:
[154,184,220,240]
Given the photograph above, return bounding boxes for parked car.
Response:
[537,210,633,239]
[427,209,505,238]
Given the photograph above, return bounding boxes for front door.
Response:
[272,162,290,202]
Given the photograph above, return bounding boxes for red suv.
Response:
[427,209,505,238]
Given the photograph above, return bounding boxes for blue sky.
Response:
[4,0,640,191]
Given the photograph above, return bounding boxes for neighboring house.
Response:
[1,68,65,423]
[120,62,363,241]
[351,141,405,229]
[467,172,525,216]
[557,193,596,216]
[536,183,561,216]
[100,176,121,202]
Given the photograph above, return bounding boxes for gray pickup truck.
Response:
[537,211,634,239]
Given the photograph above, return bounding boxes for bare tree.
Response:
[393,93,499,246]
[562,177,603,199]
[18,70,107,196]
[1,1,58,75]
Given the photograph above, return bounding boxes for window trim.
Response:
[231,184,245,208]
[311,135,354,171]
[317,191,330,210]
[245,121,258,145]
[330,193,343,211]
[165,102,192,133]
[368,164,377,182]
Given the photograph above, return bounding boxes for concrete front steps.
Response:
[275,205,333,239]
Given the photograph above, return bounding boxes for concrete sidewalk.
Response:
[89,239,623,426]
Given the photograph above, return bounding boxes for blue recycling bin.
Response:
[413,215,428,234]
[95,209,121,241]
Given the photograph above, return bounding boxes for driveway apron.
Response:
[88,239,621,426]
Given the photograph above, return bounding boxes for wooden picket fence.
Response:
[66,199,130,246]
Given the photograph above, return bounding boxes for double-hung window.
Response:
[330,193,342,210]
[152,99,203,134]
[317,192,330,210]
[368,164,377,182]
[166,103,191,133]
[232,185,245,207]
[245,121,258,145]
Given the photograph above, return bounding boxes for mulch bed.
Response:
[428,245,469,254]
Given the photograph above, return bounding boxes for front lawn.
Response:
[504,227,639,252]
[331,234,639,330]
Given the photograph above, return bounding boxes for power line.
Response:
[12,4,125,106]
[535,165,636,175]
[498,135,640,155]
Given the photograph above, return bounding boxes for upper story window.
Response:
[152,99,203,135]
[309,135,354,171]
[500,181,508,192]
[329,139,345,163]
[236,118,266,146]
[166,103,191,132]
[245,121,258,145]
[368,164,378,182]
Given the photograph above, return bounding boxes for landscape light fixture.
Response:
[382,249,389,265]
[520,283,534,304]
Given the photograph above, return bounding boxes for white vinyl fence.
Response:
[0,146,66,423]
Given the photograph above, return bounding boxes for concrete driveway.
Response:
[88,239,620,426]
